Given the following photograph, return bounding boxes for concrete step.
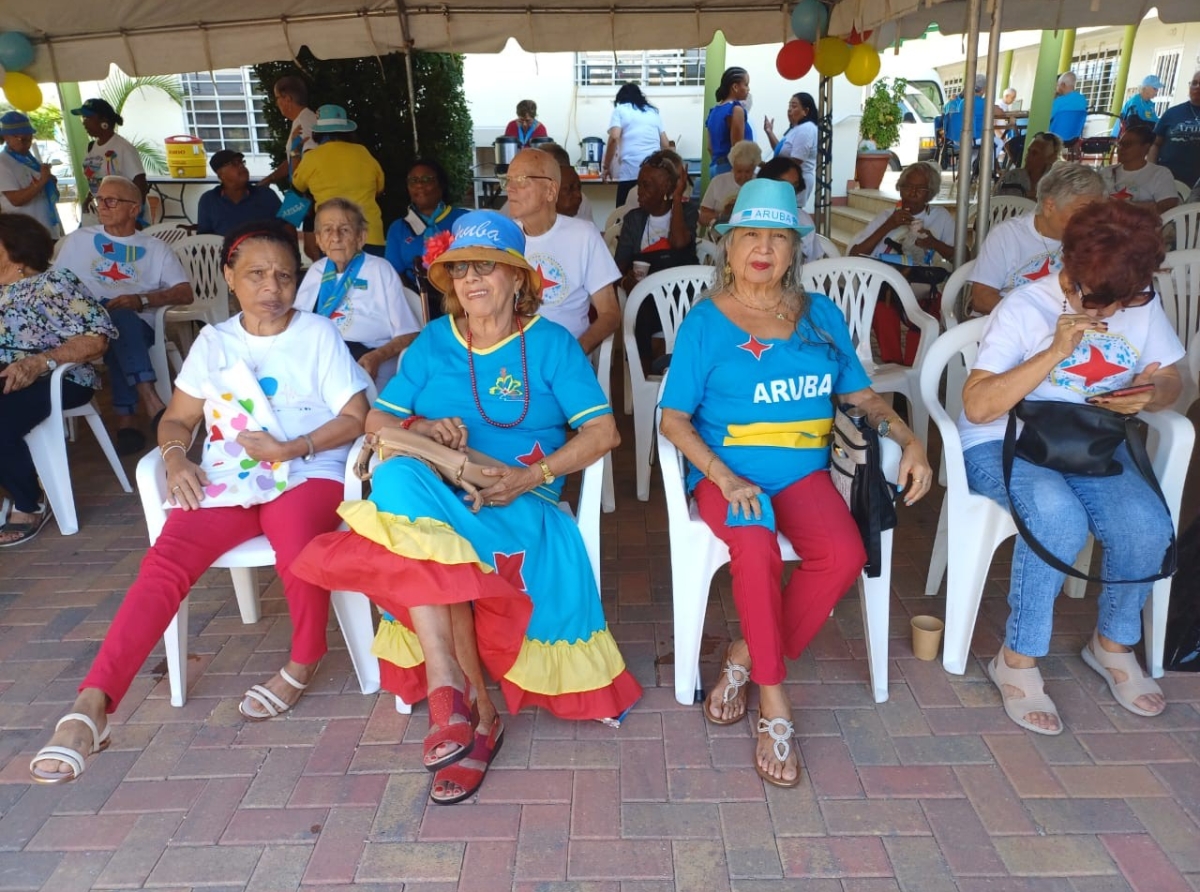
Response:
[848,189,900,216]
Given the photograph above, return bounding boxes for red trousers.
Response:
[82,479,344,712]
[694,471,866,686]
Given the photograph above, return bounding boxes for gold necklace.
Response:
[728,289,789,321]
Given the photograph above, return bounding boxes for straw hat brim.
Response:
[427,246,542,297]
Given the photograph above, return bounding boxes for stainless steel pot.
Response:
[494,136,520,173]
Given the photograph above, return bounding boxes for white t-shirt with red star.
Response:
[660,295,871,496]
[520,214,620,339]
[54,224,189,327]
[1102,162,1178,205]
[970,213,1061,299]
[958,275,1184,451]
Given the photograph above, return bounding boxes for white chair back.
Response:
[170,235,230,327]
[940,259,977,331]
[402,285,425,327]
[815,233,841,258]
[695,239,719,266]
[1176,180,1193,203]
[1154,248,1200,411]
[622,265,714,501]
[1161,203,1200,252]
[142,223,191,245]
[985,194,1035,227]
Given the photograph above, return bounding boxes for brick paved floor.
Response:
[2,406,1198,892]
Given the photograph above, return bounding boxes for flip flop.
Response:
[1081,631,1165,718]
[705,644,750,726]
[987,652,1063,736]
[0,504,53,548]
[755,716,802,789]
[239,667,309,721]
[28,713,111,785]
[423,684,477,772]
[430,718,504,805]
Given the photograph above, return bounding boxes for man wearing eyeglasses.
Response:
[54,176,194,455]
[503,149,621,355]
[1149,71,1200,189]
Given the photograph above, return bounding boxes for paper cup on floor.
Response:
[632,261,651,281]
[911,615,944,661]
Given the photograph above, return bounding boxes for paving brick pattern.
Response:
[2,405,1199,891]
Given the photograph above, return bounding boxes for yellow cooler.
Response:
[164,135,207,179]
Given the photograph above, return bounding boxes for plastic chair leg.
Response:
[81,411,132,492]
[623,356,634,415]
[633,396,655,502]
[672,559,717,706]
[602,453,616,514]
[25,415,78,536]
[330,589,381,695]
[395,695,413,714]
[1145,577,1170,678]
[860,532,894,703]
[228,568,262,623]
[925,497,949,596]
[942,528,999,675]
[165,596,190,707]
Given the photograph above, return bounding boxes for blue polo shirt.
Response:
[196,184,283,237]
[1049,91,1089,141]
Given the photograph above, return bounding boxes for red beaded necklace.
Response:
[466,315,530,428]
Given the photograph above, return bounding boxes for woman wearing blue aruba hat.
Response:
[293,210,641,805]
[660,179,933,788]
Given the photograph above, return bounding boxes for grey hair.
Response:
[1057,71,1077,88]
[898,161,942,200]
[315,197,368,233]
[729,139,763,169]
[1035,162,1105,213]
[974,74,988,92]
[709,228,809,311]
[99,175,140,203]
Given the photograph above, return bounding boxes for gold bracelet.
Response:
[160,443,186,460]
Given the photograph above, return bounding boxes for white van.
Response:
[891,87,942,170]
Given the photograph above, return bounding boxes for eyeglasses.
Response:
[1074,281,1157,309]
[317,224,359,239]
[447,260,498,278]
[497,174,553,191]
[898,182,931,194]
[407,175,438,186]
[96,196,137,208]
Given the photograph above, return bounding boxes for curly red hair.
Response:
[1060,200,1165,302]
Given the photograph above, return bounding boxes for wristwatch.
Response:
[537,459,555,485]
[139,295,151,310]
[877,418,892,439]
[44,357,58,373]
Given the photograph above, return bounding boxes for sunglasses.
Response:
[447,260,499,278]
[1074,281,1156,309]
[407,175,438,186]
[96,196,138,208]
[497,174,553,191]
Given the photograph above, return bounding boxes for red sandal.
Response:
[430,718,504,805]
[423,684,477,772]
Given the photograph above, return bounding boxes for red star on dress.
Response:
[535,265,559,294]
[1062,344,1128,387]
[737,335,773,360]
[492,551,528,593]
[1025,257,1053,281]
[516,441,546,466]
[1111,186,1134,201]
[98,262,131,282]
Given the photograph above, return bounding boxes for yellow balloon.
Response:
[845,43,882,86]
[813,38,852,78]
[2,71,42,112]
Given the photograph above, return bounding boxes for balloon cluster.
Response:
[775,0,881,87]
[0,32,41,112]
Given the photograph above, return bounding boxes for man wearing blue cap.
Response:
[196,150,281,237]
[1113,75,1165,136]
[0,112,61,237]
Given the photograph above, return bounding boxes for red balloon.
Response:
[846,27,874,45]
[776,40,815,80]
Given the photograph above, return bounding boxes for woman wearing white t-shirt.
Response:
[605,84,669,207]
[960,201,1181,736]
[70,98,147,216]
[764,92,819,210]
[1103,124,1181,215]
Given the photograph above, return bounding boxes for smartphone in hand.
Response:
[1086,383,1154,404]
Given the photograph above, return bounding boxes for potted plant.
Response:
[856,76,907,191]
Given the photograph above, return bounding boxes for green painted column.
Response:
[700,31,727,195]
[1109,25,1139,117]
[1024,29,1065,162]
[1057,29,1076,76]
[54,82,91,215]
[999,50,1014,93]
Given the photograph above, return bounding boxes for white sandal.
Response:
[705,645,750,726]
[239,667,309,721]
[755,716,802,789]
[29,713,111,785]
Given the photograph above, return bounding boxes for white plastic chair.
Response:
[136,438,382,707]
[983,194,1035,228]
[142,223,192,246]
[167,235,230,368]
[1161,203,1200,252]
[24,362,132,536]
[402,285,425,327]
[695,239,719,267]
[657,384,901,705]
[1153,249,1200,412]
[815,234,841,259]
[622,265,714,501]
[800,257,939,451]
[593,334,617,513]
[1176,181,1193,203]
[919,319,1192,678]
[935,260,977,486]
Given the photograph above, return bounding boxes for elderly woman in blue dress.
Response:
[295,210,641,805]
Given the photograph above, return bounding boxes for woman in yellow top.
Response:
[292,105,387,255]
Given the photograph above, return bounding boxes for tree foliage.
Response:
[0,103,63,141]
[97,70,185,174]
[252,47,475,227]
[859,77,908,152]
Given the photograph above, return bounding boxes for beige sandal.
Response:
[705,645,750,726]
[987,652,1063,736]
[755,716,802,789]
[29,713,111,784]
[1081,632,1164,718]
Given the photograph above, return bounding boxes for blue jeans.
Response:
[104,307,157,416]
[964,439,1172,657]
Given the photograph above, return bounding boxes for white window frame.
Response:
[179,68,272,159]
[575,49,707,93]
[1070,47,1121,113]
[1152,46,1184,117]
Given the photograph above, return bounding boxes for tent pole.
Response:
[700,32,727,196]
[393,2,421,153]
[998,49,1013,95]
[954,0,982,269]
[56,81,91,219]
[975,0,1004,248]
[817,74,833,237]
[1057,29,1076,76]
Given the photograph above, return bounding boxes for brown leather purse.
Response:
[354,427,506,490]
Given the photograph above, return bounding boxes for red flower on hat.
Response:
[422,231,455,269]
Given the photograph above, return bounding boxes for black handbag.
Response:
[830,405,897,578]
[1002,398,1176,584]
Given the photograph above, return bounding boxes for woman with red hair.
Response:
[959,200,1183,736]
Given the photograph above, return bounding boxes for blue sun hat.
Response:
[426,210,542,296]
[715,178,815,236]
[311,104,358,133]
[0,111,35,137]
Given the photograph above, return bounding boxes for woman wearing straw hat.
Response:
[292,105,387,255]
[660,179,932,788]
[293,210,641,805]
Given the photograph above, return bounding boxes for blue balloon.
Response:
[790,0,829,43]
[0,32,35,72]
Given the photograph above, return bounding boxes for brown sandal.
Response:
[755,716,802,789]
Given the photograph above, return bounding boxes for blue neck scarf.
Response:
[2,146,60,230]
[315,252,367,318]
[517,121,537,146]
